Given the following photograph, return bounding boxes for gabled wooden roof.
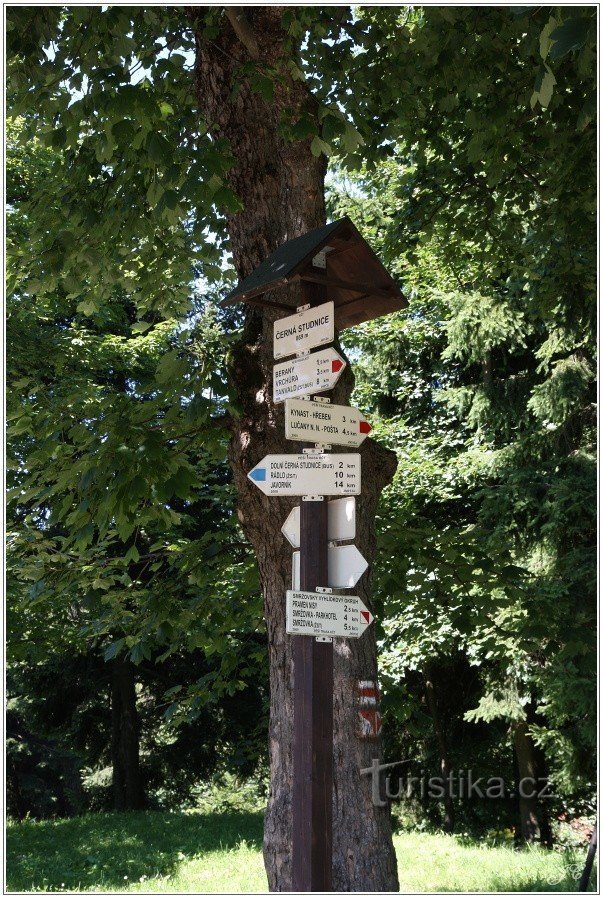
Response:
[221,216,406,330]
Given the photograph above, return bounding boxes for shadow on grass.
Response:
[7,809,264,892]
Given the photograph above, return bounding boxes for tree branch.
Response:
[224,7,260,60]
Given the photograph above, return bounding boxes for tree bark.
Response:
[188,7,399,890]
[111,656,145,811]
[511,721,550,846]
[424,671,455,833]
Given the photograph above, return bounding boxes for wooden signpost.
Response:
[226,217,405,893]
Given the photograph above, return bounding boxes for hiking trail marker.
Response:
[273,347,346,403]
[292,544,368,590]
[286,589,374,638]
[273,300,334,359]
[281,497,355,548]
[285,397,372,447]
[226,218,404,893]
[247,453,361,496]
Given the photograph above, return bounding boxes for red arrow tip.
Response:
[359,420,372,434]
[331,359,344,373]
[361,610,371,623]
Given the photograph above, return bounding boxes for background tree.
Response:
[7,112,267,813]
[326,4,596,843]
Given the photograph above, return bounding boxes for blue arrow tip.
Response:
[250,467,267,482]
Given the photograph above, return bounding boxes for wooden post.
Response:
[292,280,333,891]
[578,822,597,891]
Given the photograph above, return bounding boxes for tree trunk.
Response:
[512,721,550,846]
[188,8,399,891]
[424,671,455,833]
[111,656,145,811]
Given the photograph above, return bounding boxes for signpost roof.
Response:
[221,216,406,330]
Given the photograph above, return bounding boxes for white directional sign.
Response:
[273,301,334,360]
[285,398,371,447]
[282,497,356,549]
[248,454,361,496]
[293,544,368,589]
[273,348,346,403]
[286,590,374,638]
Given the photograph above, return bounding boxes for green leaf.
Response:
[50,126,67,148]
[125,544,140,564]
[147,132,171,164]
[76,298,98,316]
[539,16,558,60]
[549,17,590,59]
[342,121,364,153]
[146,180,164,208]
[131,321,153,334]
[249,72,274,101]
[310,136,332,158]
[531,65,556,110]
[104,638,126,661]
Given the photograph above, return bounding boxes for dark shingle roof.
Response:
[221,215,406,330]
[222,219,345,305]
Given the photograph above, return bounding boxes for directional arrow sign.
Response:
[274,301,334,360]
[292,544,368,589]
[282,497,355,548]
[286,590,374,638]
[273,348,346,403]
[285,398,371,448]
[248,454,360,496]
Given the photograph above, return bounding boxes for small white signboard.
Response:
[285,398,371,447]
[273,301,334,360]
[286,589,374,638]
[273,348,346,403]
[248,453,361,496]
[281,497,356,548]
[292,544,368,589]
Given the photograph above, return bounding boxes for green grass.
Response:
[6,810,596,893]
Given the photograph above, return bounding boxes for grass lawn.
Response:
[6,810,596,893]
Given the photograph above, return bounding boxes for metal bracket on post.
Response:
[297,303,310,313]
[302,494,324,502]
[312,396,331,404]
[314,587,333,642]
[303,444,331,453]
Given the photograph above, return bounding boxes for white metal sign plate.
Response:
[273,301,334,360]
[281,497,356,548]
[286,589,374,638]
[248,454,361,496]
[273,348,346,403]
[285,398,371,447]
[292,543,368,589]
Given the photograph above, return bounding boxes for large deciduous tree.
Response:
[186,9,399,889]
[7,6,400,889]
